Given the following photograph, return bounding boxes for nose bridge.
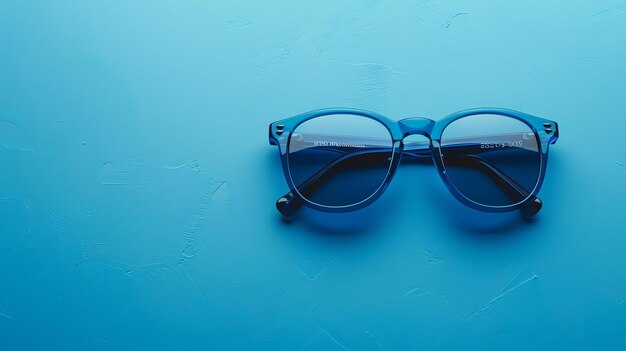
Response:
[399,117,435,138]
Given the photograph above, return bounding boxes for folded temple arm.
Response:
[276,134,542,217]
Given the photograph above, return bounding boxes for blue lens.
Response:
[440,114,541,207]
[287,114,394,208]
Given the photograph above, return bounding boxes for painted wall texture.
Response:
[1,0,625,349]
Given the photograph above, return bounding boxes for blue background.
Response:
[1,1,625,349]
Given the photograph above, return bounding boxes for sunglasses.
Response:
[269,108,559,217]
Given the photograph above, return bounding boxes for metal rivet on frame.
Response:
[276,124,284,135]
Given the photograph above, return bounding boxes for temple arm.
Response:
[441,154,542,216]
[276,151,541,217]
[277,133,541,217]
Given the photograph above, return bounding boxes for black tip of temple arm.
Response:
[276,191,303,217]
[520,196,542,217]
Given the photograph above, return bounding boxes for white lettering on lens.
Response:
[313,140,366,148]
[480,140,524,149]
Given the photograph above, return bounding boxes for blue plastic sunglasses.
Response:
[269,108,559,217]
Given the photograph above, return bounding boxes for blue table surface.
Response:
[1,1,625,349]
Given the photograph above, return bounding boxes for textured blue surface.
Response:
[1,1,625,349]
